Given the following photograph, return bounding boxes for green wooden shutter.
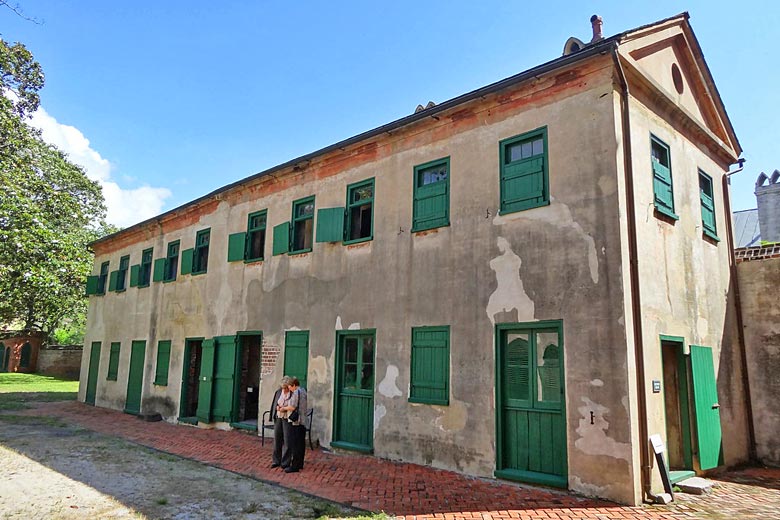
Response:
[107,342,120,380]
[211,335,238,422]
[154,340,171,386]
[690,345,723,470]
[85,275,100,295]
[180,248,194,275]
[227,232,246,262]
[410,327,449,405]
[700,174,717,236]
[196,339,216,423]
[501,157,545,213]
[316,207,345,243]
[152,258,166,282]
[653,162,675,214]
[108,270,120,292]
[413,182,449,231]
[284,331,310,389]
[125,340,146,415]
[272,222,290,255]
[129,264,141,287]
[504,337,531,405]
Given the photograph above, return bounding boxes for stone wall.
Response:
[736,248,780,466]
[38,345,83,379]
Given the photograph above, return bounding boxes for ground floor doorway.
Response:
[233,333,262,428]
[179,338,203,423]
[124,340,146,414]
[332,329,375,453]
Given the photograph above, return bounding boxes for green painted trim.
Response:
[230,421,258,432]
[332,328,376,452]
[659,334,685,344]
[191,228,211,275]
[245,210,267,262]
[344,177,375,244]
[236,330,263,337]
[494,468,567,489]
[163,240,180,282]
[290,195,315,254]
[494,320,567,483]
[412,156,450,232]
[659,335,694,471]
[138,247,154,287]
[703,229,721,242]
[654,204,680,221]
[669,470,695,484]
[330,441,374,454]
[498,126,549,215]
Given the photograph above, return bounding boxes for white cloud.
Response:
[28,107,171,228]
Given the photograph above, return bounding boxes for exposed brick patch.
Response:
[261,342,280,378]
[735,244,780,262]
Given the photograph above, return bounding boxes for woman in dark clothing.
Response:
[270,376,291,468]
[279,376,307,473]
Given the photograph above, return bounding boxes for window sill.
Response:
[163,278,177,284]
[409,397,449,406]
[499,200,550,216]
[137,283,150,289]
[343,236,372,246]
[153,382,168,387]
[288,249,312,256]
[654,205,679,221]
[703,229,721,243]
[244,257,264,264]
[411,222,450,234]
[106,377,117,382]
[191,270,207,276]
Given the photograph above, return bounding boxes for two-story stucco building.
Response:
[79,13,752,505]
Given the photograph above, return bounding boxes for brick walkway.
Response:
[19,401,779,519]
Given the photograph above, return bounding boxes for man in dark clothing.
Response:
[280,376,307,473]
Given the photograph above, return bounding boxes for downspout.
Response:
[612,47,653,502]
[722,162,758,461]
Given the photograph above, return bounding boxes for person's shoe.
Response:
[284,467,299,473]
[270,463,280,468]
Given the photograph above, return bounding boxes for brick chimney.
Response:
[590,15,603,43]
[756,170,780,244]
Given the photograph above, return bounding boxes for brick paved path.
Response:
[19,401,778,519]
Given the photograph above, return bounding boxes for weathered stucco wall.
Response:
[38,346,82,379]
[737,255,780,466]
[80,54,640,504]
[626,88,749,487]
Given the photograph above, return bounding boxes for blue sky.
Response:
[2,1,777,226]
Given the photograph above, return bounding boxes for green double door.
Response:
[85,342,101,405]
[496,322,567,488]
[124,340,146,414]
[332,330,375,452]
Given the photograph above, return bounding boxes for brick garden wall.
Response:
[38,345,83,380]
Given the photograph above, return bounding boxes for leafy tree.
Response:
[0,35,108,339]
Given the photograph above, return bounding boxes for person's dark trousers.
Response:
[290,424,306,470]
[272,417,288,467]
[281,419,296,468]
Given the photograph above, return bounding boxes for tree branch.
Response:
[0,1,41,24]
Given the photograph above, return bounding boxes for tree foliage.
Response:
[0,36,108,337]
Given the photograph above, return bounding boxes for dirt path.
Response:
[0,414,358,519]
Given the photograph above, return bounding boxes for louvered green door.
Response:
[124,340,146,414]
[690,345,723,470]
[85,342,101,405]
[196,339,216,423]
[496,322,566,488]
[284,331,309,389]
[332,330,375,452]
[212,335,239,422]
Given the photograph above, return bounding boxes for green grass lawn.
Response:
[0,373,79,410]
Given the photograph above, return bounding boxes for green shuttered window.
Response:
[164,240,179,282]
[139,248,153,287]
[410,326,450,405]
[152,257,166,282]
[272,221,290,255]
[291,196,315,253]
[107,342,120,380]
[116,255,130,291]
[413,158,449,232]
[500,127,549,214]
[129,264,140,287]
[699,170,719,241]
[85,275,100,295]
[154,340,171,386]
[345,179,374,243]
[96,261,110,295]
[245,211,267,261]
[191,228,210,274]
[651,135,678,220]
[284,331,310,389]
[316,207,345,243]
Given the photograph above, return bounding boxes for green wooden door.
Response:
[196,339,216,423]
[496,323,566,488]
[212,335,238,422]
[332,331,375,452]
[124,340,146,414]
[85,342,101,405]
[284,331,309,389]
[690,345,723,470]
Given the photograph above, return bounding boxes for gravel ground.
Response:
[0,414,358,520]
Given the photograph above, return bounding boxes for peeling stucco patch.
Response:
[347,322,361,330]
[378,365,403,398]
[335,316,342,330]
[433,399,469,432]
[575,397,631,461]
[590,379,604,387]
[374,404,386,431]
[493,199,599,284]
[286,326,301,331]
[570,476,608,498]
[486,237,535,325]
[696,316,709,339]
[308,356,328,385]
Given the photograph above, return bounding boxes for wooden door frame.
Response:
[331,328,376,453]
[85,341,101,405]
[660,335,694,471]
[178,337,204,423]
[494,320,567,488]
[230,331,262,427]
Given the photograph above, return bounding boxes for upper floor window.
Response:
[699,170,719,241]
[291,196,315,253]
[140,248,153,286]
[114,255,130,292]
[246,211,267,261]
[651,135,678,220]
[192,228,210,274]
[413,158,450,232]
[499,127,549,214]
[97,261,109,295]
[164,240,179,282]
[345,179,374,243]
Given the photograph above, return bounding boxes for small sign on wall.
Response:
[652,380,662,393]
